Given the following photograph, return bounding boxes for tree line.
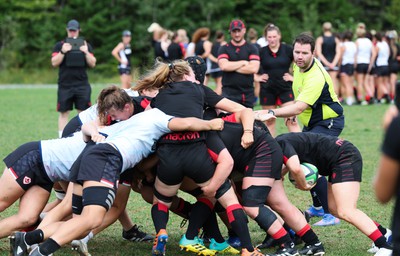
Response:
[1,0,399,76]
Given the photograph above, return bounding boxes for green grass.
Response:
[0,85,395,255]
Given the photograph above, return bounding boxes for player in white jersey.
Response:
[0,131,89,240]
[355,25,376,104]
[11,98,224,255]
[374,32,391,103]
[339,31,357,105]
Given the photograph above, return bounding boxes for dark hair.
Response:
[343,30,353,41]
[293,33,315,53]
[264,23,281,37]
[375,32,383,41]
[97,85,132,125]
[215,30,224,40]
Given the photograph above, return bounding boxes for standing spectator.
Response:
[111,30,132,89]
[153,29,170,60]
[177,28,189,55]
[315,22,341,95]
[355,23,375,105]
[259,33,343,226]
[374,32,391,103]
[387,30,399,103]
[247,28,261,104]
[209,30,226,94]
[52,19,96,138]
[193,27,212,85]
[166,32,184,61]
[256,23,300,136]
[218,19,260,108]
[339,30,357,106]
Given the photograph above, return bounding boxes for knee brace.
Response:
[215,179,232,199]
[241,185,271,207]
[72,194,83,215]
[254,205,278,231]
[153,187,173,203]
[82,186,116,211]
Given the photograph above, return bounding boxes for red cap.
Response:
[229,20,245,31]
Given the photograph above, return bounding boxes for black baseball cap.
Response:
[229,19,245,31]
[122,30,131,37]
[67,19,80,31]
[185,56,207,84]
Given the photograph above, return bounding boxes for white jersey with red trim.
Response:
[100,108,173,172]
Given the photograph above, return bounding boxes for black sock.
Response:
[227,204,253,252]
[151,203,169,233]
[171,198,192,219]
[310,177,329,213]
[38,238,60,255]
[25,229,44,246]
[186,199,213,240]
[300,229,319,245]
[203,211,224,243]
[376,224,387,236]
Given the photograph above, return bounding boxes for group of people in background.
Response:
[1,17,398,256]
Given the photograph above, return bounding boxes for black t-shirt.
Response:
[321,35,336,63]
[151,82,223,143]
[211,41,221,69]
[259,43,293,90]
[276,132,351,176]
[195,40,205,56]
[381,116,400,255]
[154,41,165,59]
[166,42,183,61]
[52,40,94,87]
[218,41,260,90]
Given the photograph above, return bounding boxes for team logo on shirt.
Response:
[23,176,31,185]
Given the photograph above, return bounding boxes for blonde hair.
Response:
[97,85,132,125]
[134,59,191,92]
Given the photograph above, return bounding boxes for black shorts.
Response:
[210,71,223,79]
[156,142,215,186]
[222,87,255,108]
[119,167,134,187]
[303,115,345,137]
[57,85,91,112]
[329,143,362,184]
[118,67,131,75]
[61,115,82,138]
[74,143,122,189]
[356,64,369,74]
[240,136,283,180]
[389,61,399,74]
[259,85,294,106]
[375,66,390,77]
[3,141,53,192]
[340,64,355,76]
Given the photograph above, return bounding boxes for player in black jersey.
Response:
[276,132,392,255]
[134,58,263,256]
[218,19,260,108]
[256,24,299,136]
[205,110,325,256]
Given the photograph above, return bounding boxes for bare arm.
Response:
[236,60,260,74]
[285,155,313,191]
[168,117,224,132]
[81,120,105,142]
[374,154,400,203]
[273,101,308,117]
[315,36,330,66]
[111,42,125,64]
[80,41,96,68]
[218,58,248,72]
[331,37,342,67]
[51,43,72,67]
[201,149,234,197]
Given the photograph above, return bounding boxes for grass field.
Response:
[0,84,395,255]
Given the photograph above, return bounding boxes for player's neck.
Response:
[231,39,245,46]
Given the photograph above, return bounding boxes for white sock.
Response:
[82,231,94,244]
[58,131,63,138]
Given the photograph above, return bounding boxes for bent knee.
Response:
[16,214,39,227]
[243,206,258,219]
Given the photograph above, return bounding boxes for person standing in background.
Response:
[193,27,213,85]
[112,30,132,89]
[209,30,226,94]
[315,22,341,96]
[339,30,357,106]
[218,19,260,108]
[52,19,96,138]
